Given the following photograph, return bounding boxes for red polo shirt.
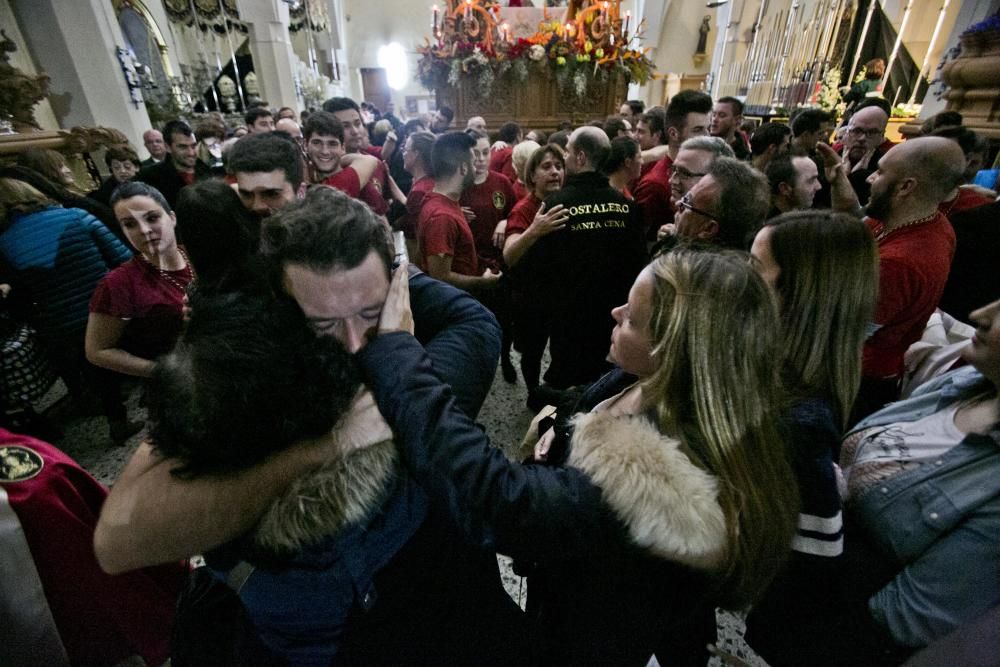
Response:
[460,171,516,269]
[634,154,674,236]
[417,192,479,276]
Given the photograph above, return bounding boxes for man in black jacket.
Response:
[517,125,646,390]
[136,119,212,208]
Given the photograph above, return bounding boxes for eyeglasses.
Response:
[847,126,884,139]
[671,166,707,181]
[676,193,720,222]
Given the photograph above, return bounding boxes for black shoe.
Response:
[501,357,517,384]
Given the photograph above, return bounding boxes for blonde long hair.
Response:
[766,211,879,427]
[640,249,798,610]
[0,177,55,226]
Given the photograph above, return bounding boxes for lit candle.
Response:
[432,4,438,31]
[603,1,609,20]
[624,10,631,36]
[465,0,472,21]
[566,22,574,38]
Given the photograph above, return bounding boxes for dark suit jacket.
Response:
[136,157,212,208]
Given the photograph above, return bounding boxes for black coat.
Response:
[360,336,724,666]
[136,156,213,209]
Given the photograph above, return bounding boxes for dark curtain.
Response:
[840,0,926,107]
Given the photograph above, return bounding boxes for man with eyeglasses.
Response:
[652,136,734,245]
[838,105,890,205]
[669,157,770,251]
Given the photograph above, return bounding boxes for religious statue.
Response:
[243,71,261,106]
[0,30,50,131]
[696,16,711,55]
[217,74,237,113]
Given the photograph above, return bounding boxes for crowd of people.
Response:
[0,82,997,665]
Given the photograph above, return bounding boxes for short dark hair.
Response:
[623,100,645,116]
[104,144,141,170]
[431,131,475,180]
[227,133,304,189]
[790,108,832,137]
[162,119,194,146]
[302,110,344,142]
[665,90,713,131]
[603,116,629,140]
[548,130,570,149]
[603,136,640,174]
[639,108,666,144]
[244,107,274,127]
[175,179,262,293]
[260,186,392,277]
[709,157,771,249]
[110,180,172,214]
[570,126,611,171]
[716,96,744,117]
[407,131,436,170]
[322,97,361,115]
[438,105,454,122]
[148,291,361,478]
[556,120,574,132]
[498,122,521,144]
[931,126,982,157]
[750,122,792,156]
[524,144,566,190]
[765,153,799,196]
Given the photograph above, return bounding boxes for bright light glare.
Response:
[377,43,409,91]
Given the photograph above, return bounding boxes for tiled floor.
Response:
[41,349,765,666]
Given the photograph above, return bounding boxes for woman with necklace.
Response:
[85,182,192,381]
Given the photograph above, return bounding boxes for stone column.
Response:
[10,0,152,148]
[236,0,300,108]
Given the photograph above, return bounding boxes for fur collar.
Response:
[252,439,397,557]
[567,411,727,570]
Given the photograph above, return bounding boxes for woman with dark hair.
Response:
[744,210,879,665]
[89,144,142,206]
[604,135,642,198]
[85,182,192,383]
[355,249,800,665]
[174,179,262,296]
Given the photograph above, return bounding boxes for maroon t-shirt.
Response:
[401,176,434,240]
[507,193,542,237]
[417,192,479,276]
[489,147,517,182]
[357,160,391,216]
[634,154,674,237]
[460,171,516,269]
[864,213,956,379]
[89,256,191,360]
[322,168,362,199]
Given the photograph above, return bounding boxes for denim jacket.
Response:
[845,366,1000,647]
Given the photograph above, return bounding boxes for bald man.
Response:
[516,126,646,392]
[141,129,166,166]
[856,136,966,417]
[466,116,487,133]
[838,105,890,205]
[275,117,303,143]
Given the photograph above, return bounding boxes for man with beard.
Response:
[136,120,212,208]
[838,105,890,206]
[710,96,751,160]
[418,131,501,293]
[226,132,302,221]
[855,136,966,417]
[765,152,823,218]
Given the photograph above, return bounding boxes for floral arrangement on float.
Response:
[417,0,656,99]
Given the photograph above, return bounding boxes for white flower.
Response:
[529,45,546,61]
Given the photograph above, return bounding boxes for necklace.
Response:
[874,212,938,241]
[143,247,194,293]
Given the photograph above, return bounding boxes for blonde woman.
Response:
[357,249,799,665]
[745,210,879,665]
